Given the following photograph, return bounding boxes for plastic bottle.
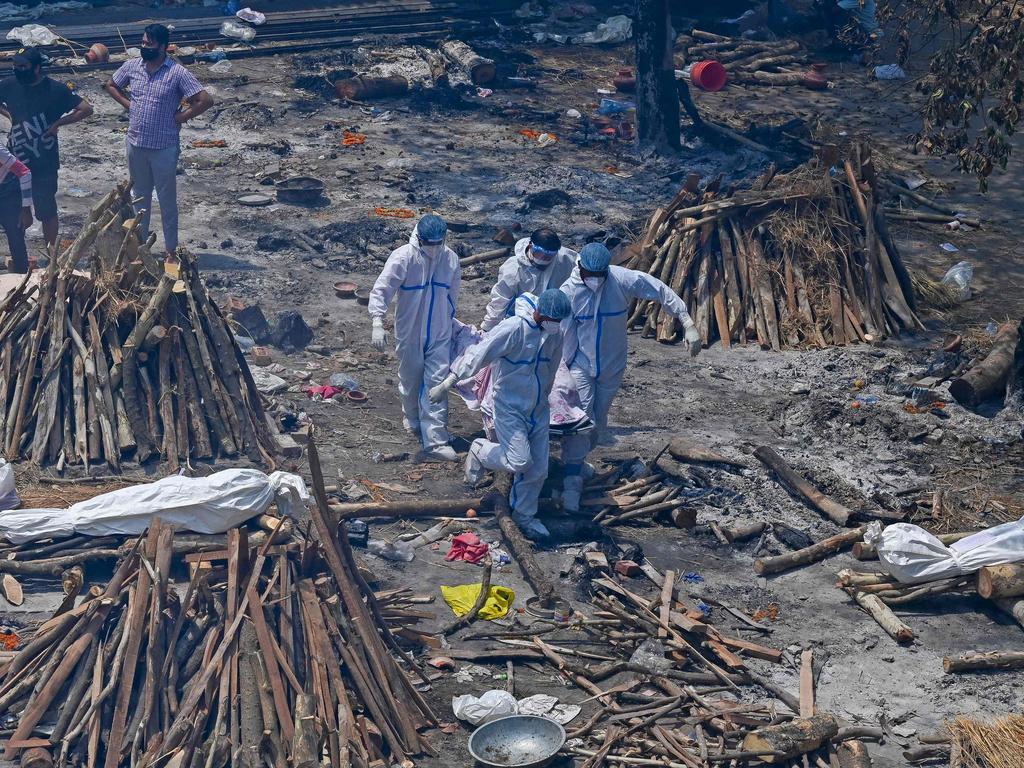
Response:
[367,539,414,562]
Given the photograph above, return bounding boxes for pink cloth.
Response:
[306,385,343,400]
[446,532,489,564]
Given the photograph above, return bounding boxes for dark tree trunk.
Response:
[1006,318,1024,414]
[635,0,680,152]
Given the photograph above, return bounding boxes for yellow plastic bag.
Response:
[440,583,515,620]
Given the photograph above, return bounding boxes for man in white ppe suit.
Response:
[429,289,572,540]
[369,214,461,461]
[560,242,701,512]
[480,228,577,333]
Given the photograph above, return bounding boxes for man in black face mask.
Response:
[0,46,93,252]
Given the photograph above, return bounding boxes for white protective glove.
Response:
[371,317,389,352]
[683,322,701,358]
[428,373,457,404]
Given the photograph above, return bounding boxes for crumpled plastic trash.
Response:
[453,691,581,726]
[367,539,414,562]
[628,638,673,674]
[452,690,517,725]
[220,19,256,41]
[236,7,265,24]
[446,532,489,564]
[518,694,582,725]
[575,14,632,44]
[209,59,233,74]
[0,460,20,511]
[874,64,906,80]
[940,260,973,300]
[6,23,59,46]
[441,583,515,620]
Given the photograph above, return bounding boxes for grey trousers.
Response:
[126,142,180,253]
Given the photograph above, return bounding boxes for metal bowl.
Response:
[468,715,566,768]
[275,175,325,204]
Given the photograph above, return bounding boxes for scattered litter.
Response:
[237,193,272,206]
[940,242,959,252]
[235,6,265,24]
[251,367,288,394]
[874,64,907,80]
[985,321,999,336]
[476,87,493,97]
[208,59,233,73]
[374,207,416,218]
[574,14,632,44]
[683,571,704,583]
[940,260,974,300]
[428,656,455,670]
[597,98,635,116]
[328,373,359,390]
[566,108,581,118]
[452,690,517,725]
[367,538,415,562]
[305,385,344,401]
[342,130,366,146]
[6,23,59,45]
[441,583,515,620]
[518,128,559,145]
[220,19,256,41]
[752,603,781,622]
[696,600,713,617]
[0,469,309,542]
[629,638,673,674]
[0,629,20,651]
[446,532,489,563]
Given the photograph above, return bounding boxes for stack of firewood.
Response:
[0,183,277,472]
[622,143,920,350]
[678,29,812,86]
[0,441,436,768]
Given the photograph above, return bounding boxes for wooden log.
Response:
[667,439,745,468]
[853,591,914,644]
[158,333,178,469]
[799,649,814,717]
[291,693,320,768]
[330,497,487,520]
[491,483,556,609]
[721,521,765,543]
[109,274,174,389]
[20,747,52,768]
[992,598,1024,629]
[977,563,1024,599]
[836,740,872,768]
[754,446,852,525]
[754,526,867,576]
[458,247,510,268]
[439,40,496,84]
[943,651,1024,673]
[741,714,839,763]
[950,322,1019,407]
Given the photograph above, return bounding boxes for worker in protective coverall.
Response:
[480,228,577,333]
[369,214,461,461]
[429,289,572,540]
[560,243,701,512]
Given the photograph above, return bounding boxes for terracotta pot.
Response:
[802,71,828,89]
[613,68,636,93]
[85,43,109,64]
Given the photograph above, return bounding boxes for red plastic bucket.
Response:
[691,60,727,92]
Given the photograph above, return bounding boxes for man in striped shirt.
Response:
[0,144,33,273]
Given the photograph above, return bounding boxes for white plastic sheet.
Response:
[0,469,309,544]
[866,518,1024,584]
[6,22,58,45]
[0,460,18,511]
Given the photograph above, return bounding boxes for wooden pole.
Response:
[853,591,914,644]
[330,498,487,520]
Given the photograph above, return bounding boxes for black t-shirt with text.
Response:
[0,75,82,174]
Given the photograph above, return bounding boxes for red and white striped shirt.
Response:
[0,145,31,207]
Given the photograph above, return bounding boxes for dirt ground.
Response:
[3,4,1024,767]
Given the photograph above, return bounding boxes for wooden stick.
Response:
[799,649,814,718]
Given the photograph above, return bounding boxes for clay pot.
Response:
[613,68,636,93]
[85,43,109,64]
[802,71,828,89]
